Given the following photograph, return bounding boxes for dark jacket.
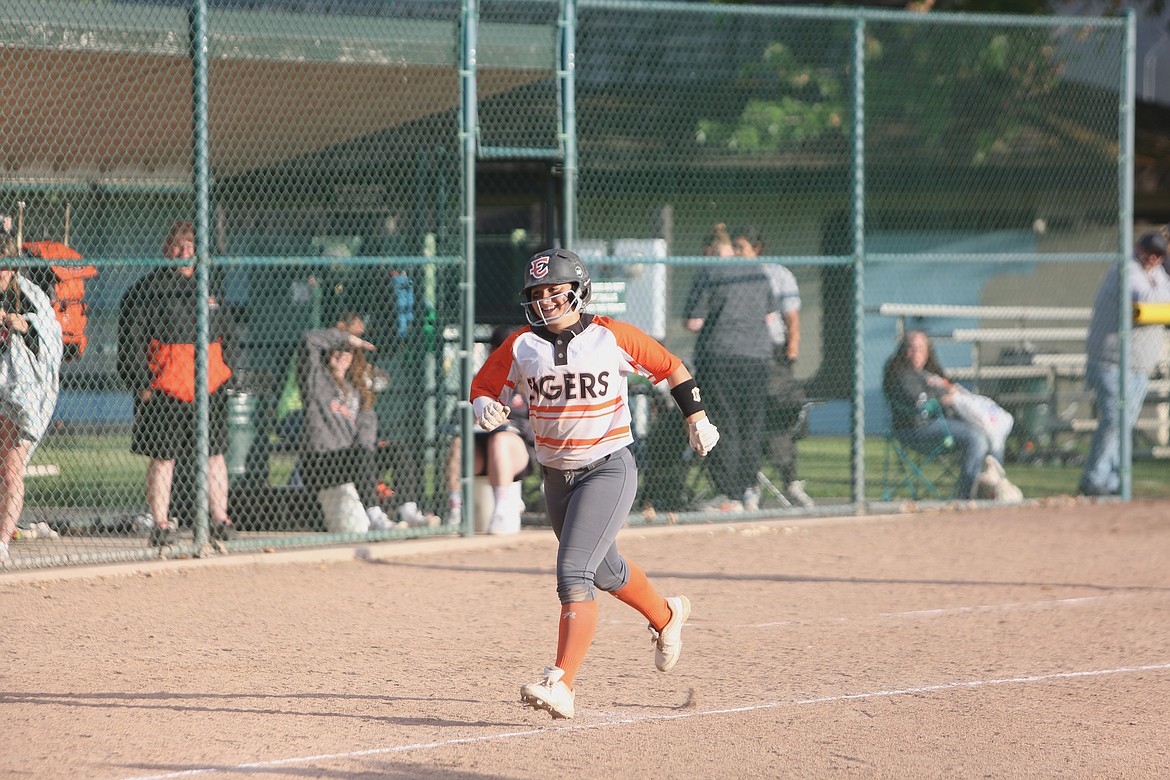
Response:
[683,264,778,362]
[117,267,234,402]
[883,365,947,432]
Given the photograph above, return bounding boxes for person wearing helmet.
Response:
[470,247,720,719]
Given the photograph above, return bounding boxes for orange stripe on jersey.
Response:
[535,426,632,450]
[529,396,624,417]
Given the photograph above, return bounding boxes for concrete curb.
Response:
[0,511,913,587]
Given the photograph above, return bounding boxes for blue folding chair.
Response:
[881,399,959,501]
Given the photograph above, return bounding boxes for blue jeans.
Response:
[897,416,995,499]
[1080,360,1149,496]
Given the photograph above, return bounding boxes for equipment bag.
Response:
[22,240,98,362]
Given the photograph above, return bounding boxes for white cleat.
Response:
[520,665,575,719]
[784,480,815,509]
[650,595,692,672]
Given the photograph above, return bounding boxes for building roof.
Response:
[0,1,553,186]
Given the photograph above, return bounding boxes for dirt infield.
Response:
[3,499,1169,779]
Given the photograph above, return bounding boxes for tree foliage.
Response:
[696,19,1081,166]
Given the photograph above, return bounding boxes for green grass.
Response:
[22,431,1170,512]
[792,436,1170,501]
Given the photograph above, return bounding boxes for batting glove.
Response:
[473,396,510,432]
[688,417,720,456]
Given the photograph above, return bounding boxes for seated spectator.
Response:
[882,330,1010,500]
[297,322,394,531]
[444,324,537,533]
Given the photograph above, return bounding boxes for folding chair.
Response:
[756,400,819,508]
[881,401,959,501]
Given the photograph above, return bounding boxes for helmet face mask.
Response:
[520,248,592,326]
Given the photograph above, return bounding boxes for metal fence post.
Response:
[1118,8,1136,501]
[460,0,478,536]
[189,0,211,549]
[851,14,867,510]
[561,0,578,248]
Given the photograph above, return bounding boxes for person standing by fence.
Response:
[733,226,814,509]
[117,221,239,546]
[1079,232,1170,497]
[684,224,778,512]
[0,234,63,565]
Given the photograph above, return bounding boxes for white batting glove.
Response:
[473,396,510,432]
[688,417,720,456]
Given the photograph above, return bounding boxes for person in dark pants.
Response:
[117,221,239,546]
[732,226,814,508]
[471,248,719,719]
[683,223,778,512]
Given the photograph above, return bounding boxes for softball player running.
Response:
[470,248,720,719]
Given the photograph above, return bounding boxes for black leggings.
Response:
[301,446,379,507]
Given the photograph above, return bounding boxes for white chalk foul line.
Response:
[751,593,1142,628]
[121,662,1170,780]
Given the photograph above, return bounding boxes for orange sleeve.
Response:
[598,316,681,382]
[470,327,529,401]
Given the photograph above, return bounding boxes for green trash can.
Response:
[226,390,258,484]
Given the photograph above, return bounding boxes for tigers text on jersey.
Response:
[471,314,681,470]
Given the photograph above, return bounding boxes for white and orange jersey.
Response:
[470,314,681,470]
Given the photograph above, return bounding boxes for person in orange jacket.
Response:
[117,221,239,546]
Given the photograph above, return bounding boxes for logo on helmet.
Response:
[529,256,550,280]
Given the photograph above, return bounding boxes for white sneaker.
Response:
[784,480,815,508]
[397,504,443,528]
[742,486,760,512]
[446,499,462,526]
[650,595,692,672]
[520,666,575,719]
[0,541,9,566]
[366,506,393,531]
[487,501,522,535]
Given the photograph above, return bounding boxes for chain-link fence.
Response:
[0,0,1142,571]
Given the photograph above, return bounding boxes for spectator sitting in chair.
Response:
[444,324,537,533]
[882,330,1004,500]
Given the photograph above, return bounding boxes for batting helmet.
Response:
[519,248,592,326]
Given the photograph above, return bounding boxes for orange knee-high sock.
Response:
[555,600,599,689]
[610,560,671,631]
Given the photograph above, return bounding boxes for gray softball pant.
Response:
[542,446,639,604]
